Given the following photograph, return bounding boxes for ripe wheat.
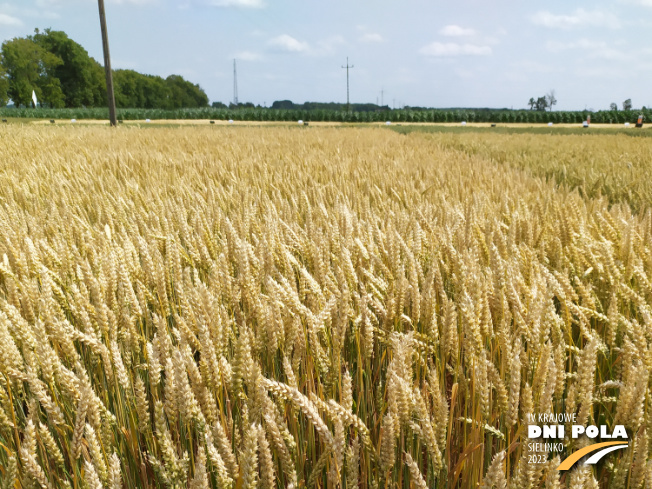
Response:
[0,125,650,488]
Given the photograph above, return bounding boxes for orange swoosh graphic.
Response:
[557,442,629,470]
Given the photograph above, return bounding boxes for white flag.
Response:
[32,90,38,107]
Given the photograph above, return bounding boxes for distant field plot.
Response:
[392,126,652,213]
[0,126,651,488]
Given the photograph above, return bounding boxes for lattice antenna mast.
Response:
[233,59,239,106]
[341,57,354,112]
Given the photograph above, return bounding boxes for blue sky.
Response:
[1,0,651,110]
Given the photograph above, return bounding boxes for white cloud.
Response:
[356,26,383,44]
[33,0,81,7]
[313,35,345,55]
[531,9,621,29]
[419,42,491,57]
[501,60,556,83]
[208,0,264,7]
[2,1,58,18]
[233,50,261,61]
[0,13,22,25]
[546,39,607,52]
[515,60,556,74]
[109,0,156,4]
[265,34,342,57]
[359,32,383,43]
[620,0,652,6]
[268,34,309,53]
[592,48,630,60]
[439,25,475,37]
[454,67,475,79]
[35,0,59,7]
[546,38,631,61]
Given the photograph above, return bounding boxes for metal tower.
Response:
[342,57,354,112]
[233,59,239,106]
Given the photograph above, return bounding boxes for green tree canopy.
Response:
[1,37,64,107]
[0,29,208,109]
[166,75,209,108]
[0,65,9,107]
[30,29,106,108]
[113,69,208,109]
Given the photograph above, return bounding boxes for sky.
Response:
[1,0,651,110]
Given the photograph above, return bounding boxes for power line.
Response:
[341,57,354,112]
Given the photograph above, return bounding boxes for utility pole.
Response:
[233,59,239,106]
[341,57,354,112]
[381,88,384,107]
[97,0,117,126]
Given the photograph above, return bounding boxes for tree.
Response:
[1,30,207,109]
[535,96,548,112]
[623,99,632,111]
[0,65,9,106]
[609,103,618,111]
[113,69,146,108]
[31,29,105,108]
[89,61,107,106]
[142,75,168,109]
[112,69,208,109]
[545,90,557,111]
[1,37,64,107]
[165,75,208,108]
[272,100,295,110]
[528,97,535,110]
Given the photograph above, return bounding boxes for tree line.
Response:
[527,91,641,114]
[270,100,387,112]
[0,29,208,109]
[527,90,557,111]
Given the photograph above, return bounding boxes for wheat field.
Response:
[0,125,651,488]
